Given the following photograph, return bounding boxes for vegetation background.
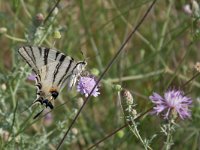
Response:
[0,0,200,149]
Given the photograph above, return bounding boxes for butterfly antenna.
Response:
[80,49,89,61]
[33,109,44,119]
[80,49,84,57]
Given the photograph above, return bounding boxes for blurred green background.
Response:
[0,0,200,149]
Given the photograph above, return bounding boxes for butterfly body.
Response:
[18,46,86,116]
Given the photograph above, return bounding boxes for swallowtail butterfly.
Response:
[18,46,87,118]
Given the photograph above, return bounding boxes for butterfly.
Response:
[18,46,87,118]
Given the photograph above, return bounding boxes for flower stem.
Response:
[181,72,200,88]
[4,34,27,42]
[43,0,61,24]
[87,107,153,149]
[108,69,165,83]
[165,121,173,150]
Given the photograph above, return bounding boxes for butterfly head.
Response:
[77,61,87,72]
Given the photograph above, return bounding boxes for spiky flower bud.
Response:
[36,13,44,22]
[34,13,44,26]
[120,89,134,105]
[120,89,137,120]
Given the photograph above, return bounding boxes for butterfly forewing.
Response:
[18,46,39,73]
[19,46,86,93]
[18,46,68,73]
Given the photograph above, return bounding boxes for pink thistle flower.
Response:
[77,76,100,97]
[149,90,192,120]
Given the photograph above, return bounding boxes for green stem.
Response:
[4,34,27,42]
[20,0,32,19]
[108,69,165,83]
[38,25,53,46]
[111,0,156,52]
[156,0,173,67]
[165,122,172,150]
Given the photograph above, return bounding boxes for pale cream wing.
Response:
[18,46,70,73]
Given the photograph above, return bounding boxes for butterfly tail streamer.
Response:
[33,109,45,119]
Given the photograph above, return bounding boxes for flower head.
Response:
[27,73,36,81]
[149,90,192,120]
[77,76,100,97]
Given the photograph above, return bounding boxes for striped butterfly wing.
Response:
[19,46,86,93]
[19,46,87,118]
[38,57,77,94]
[18,46,67,73]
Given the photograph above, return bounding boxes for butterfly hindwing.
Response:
[61,61,87,90]
[38,58,76,93]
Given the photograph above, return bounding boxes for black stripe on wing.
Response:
[53,54,66,83]
[55,51,60,61]
[22,47,35,65]
[44,48,50,65]
[18,51,33,70]
[29,46,36,62]
[35,75,42,99]
[57,58,74,87]
[38,47,42,56]
[18,46,38,73]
